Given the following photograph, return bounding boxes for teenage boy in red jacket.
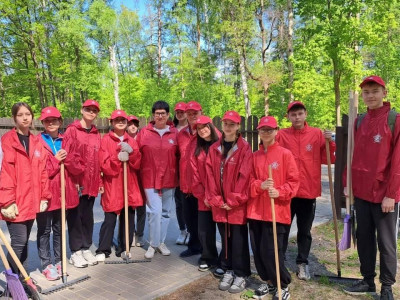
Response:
[248,116,299,300]
[343,76,399,300]
[276,101,335,280]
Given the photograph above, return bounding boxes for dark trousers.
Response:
[217,222,251,278]
[6,220,34,274]
[116,206,135,255]
[198,210,218,265]
[282,197,316,264]
[183,194,202,252]
[249,219,292,288]
[175,188,186,230]
[96,212,118,257]
[36,209,61,270]
[134,204,146,237]
[355,198,399,286]
[67,195,95,252]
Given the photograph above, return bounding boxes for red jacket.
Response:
[99,132,142,213]
[352,102,400,203]
[191,147,210,211]
[177,126,196,193]
[136,122,179,189]
[248,142,299,224]
[276,123,335,199]
[0,129,51,222]
[39,133,84,211]
[205,136,252,225]
[63,120,102,197]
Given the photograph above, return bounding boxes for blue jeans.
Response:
[145,188,175,248]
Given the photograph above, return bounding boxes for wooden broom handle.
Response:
[0,227,30,279]
[0,243,11,270]
[269,165,281,300]
[61,162,67,278]
[124,162,129,255]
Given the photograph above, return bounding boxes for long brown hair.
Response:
[194,123,219,156]
[11,102,34,129]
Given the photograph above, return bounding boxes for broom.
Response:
[106,161,150,264]
[0,227,42,300]
[0,243,28,300]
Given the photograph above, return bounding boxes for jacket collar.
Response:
[107,131,129,142]
[367,101,390,118]
[289,121,310,134]
[70,120,98,133]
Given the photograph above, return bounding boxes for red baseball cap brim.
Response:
[127,115,139,123]
[257,116,278,129]
[109,110,128,120]
[185,101,202,111]
[82,99,100,111]
[287,101,306,113]
[194,115,212,128]
[222,111,241,124]
[39,107,62,121]
[174,102,187,111]
[359,75,386,88]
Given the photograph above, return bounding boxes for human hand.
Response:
[40,200,49,212]
[343,187,348,197]
[261,178,274,190]
[324,130,333,140]
[220,203,232,211]
[204,198,211,208]
[118,151,129,162]
[98,186,104,194]
[119,142,133,154]
[1,203,18,219]
[381,197,395,213]
[268,187,279,199]
[55,149,67,161]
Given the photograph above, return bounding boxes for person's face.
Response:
[186,109,201,126]
[153,109,169,128]
[222,120,239,138]
[81,106,99,122]
[42,117,61,134]
[287,109,307,129]
[14,106,32,130]
[175,110,186,121]
[258,126,277,144]
[127,122,139,135]
[111,117,127,131]
[197,124,211,141]
[361,83,386,110]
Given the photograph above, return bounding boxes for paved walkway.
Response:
[0,167,334,299]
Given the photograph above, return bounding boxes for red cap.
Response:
[82,99,100,111]
[359,75,386,88]
[185,101,202,111]
[39,106,62,121]
[287,101,306,113]
[194,115,212,128]
[257,116,278,129]
[174,102,187,111]
[222,111,241,124]
[127,115,139,123]
[109,109,128,120]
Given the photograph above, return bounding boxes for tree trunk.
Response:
[157,2,162,85]
[333,57,341,126]
[287,0,294,102]
[109,44,121,110]
[238,48,251,117]
[196,7,201,57]
[263,82,270,116]
[257,0,266,66]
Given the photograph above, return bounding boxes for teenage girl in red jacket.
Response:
[0,102,51,275]
[95,110,142,261]
[248,116,299,300]
[63,99,103,268]
[205,111,252,294]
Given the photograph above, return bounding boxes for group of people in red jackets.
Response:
[1,76,396,300]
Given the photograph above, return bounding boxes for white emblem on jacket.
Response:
[373,134,382,143]
[34,150,41,157]
[168,139,174,144]
[306,144,312,152]
[271,161,279,170]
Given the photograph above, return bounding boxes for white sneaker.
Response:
[176,230,188,245]
[157,243,171,256]
[69,251,88,268]
[297,263,311,281]
[82,250,98,266]
[96,253,106,263]
[145,246,156,259]
[184,232,190,245]
[136,236,145,247]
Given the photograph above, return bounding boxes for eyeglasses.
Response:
[154,112,167,117]
[83,107,99,114]
[258,128,276,134]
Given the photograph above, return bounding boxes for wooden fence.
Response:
[0,115,348,216]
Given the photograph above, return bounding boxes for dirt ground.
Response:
[159,221,400,300]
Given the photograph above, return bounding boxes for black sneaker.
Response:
[343,280,376,295]
[380,287,394,300]
[198,262,214,272]
[272,287,290,300]
[179,248,201,258]
[253,283,277,299]
[213,267,225,278]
